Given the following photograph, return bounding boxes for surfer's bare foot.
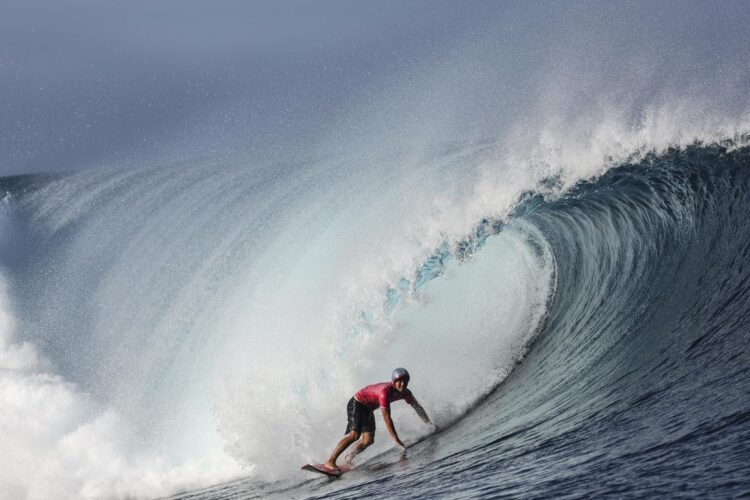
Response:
[323,461,339,471]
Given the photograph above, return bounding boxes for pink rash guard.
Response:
[354,382,416,411]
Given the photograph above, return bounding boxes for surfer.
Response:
[323,367,434,472]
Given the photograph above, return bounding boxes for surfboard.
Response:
[301,463,351,477]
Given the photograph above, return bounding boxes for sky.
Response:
[1,1,749,176]
[0,1,486,174]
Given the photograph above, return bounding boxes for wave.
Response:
[290,142,750,499]
[2,136,750,498]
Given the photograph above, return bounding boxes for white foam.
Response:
[0,276,246,499]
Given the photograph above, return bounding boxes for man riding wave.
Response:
[324,368,434,472]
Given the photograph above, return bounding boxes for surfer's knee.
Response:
[347,430,360,442]
[360,433,374,447]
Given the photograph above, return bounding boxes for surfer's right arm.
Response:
[381,406,406,451]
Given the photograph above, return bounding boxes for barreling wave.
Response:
[1,140,749,499]
[296,142,750,499]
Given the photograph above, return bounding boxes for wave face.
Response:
[291,143,750,499]
[2,141,749,499]
[0,140,560,498]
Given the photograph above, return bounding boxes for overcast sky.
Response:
[1,1,749,176]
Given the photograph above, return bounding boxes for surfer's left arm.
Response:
[409,397,435,428]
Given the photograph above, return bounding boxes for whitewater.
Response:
[2,2,750,499]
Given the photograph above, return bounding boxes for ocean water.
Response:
[2,138,749,499]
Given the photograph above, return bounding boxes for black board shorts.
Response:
[345,397,376,435]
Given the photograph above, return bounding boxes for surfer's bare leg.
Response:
[325,430,359,470]
[345,431,374,464]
